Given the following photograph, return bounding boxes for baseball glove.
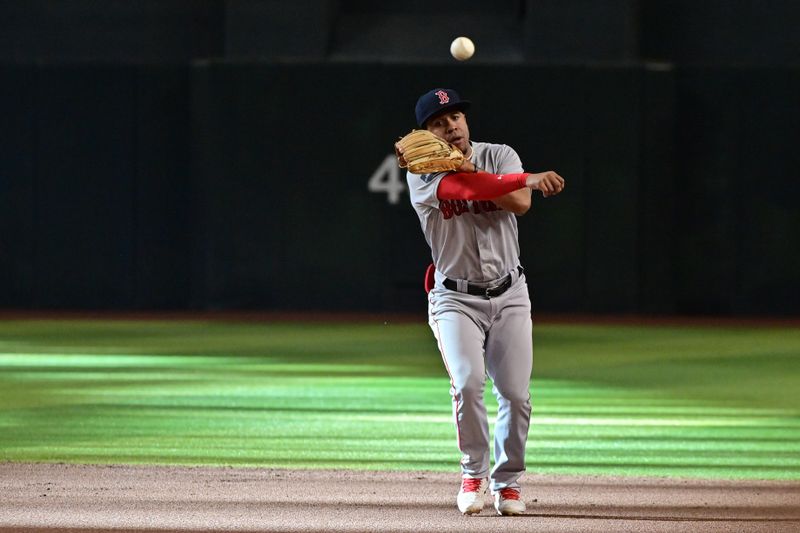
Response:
[395,130,465,174]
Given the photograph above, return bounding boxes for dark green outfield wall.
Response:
[673,69,800,315]
[1,63,798,314]
[0,66,193,309]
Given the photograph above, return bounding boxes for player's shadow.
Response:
[472,509,800,523]
[520,513,799,523]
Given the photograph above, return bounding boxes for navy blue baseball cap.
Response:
[415,88,471,127]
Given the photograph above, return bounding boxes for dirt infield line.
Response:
[1,463,799,533]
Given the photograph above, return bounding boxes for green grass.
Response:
[1,319,799,480]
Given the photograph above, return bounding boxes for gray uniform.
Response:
[407,141,533,491]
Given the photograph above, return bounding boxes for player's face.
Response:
[426,110,470,154]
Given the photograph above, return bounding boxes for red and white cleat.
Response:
[493,487,526,516]
[456,477,487,515]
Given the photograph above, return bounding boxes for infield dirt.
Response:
[1,463,798,533]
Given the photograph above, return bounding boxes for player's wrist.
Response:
[523,173,535,189]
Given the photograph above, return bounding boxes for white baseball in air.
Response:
[450,36,475,61]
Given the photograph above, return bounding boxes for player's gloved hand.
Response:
[395,130,465,174]
[455,159,478,173]
[525,171,565,197]
[394,142,408,168]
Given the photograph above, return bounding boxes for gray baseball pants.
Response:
[427,270,532,491]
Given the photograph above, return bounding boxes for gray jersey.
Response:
[407,141,525,282]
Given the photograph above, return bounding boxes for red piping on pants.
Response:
[431,316,462,453]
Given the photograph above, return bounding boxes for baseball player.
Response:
[396,88,564,516]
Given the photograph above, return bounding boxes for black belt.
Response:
[443,266,524,298]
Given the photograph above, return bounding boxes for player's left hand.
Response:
[394,142,408,168]
[394,130,465,173]
[455,159,477,173]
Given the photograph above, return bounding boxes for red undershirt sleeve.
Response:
[436,171,529,201]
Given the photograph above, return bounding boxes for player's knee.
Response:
[453,376,486,402]
[496,389,531,407]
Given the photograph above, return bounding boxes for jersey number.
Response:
[368,155,406,205]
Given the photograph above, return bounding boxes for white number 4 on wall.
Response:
[368,154,406,205]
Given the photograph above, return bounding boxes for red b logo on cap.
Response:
[435,90,450,105]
